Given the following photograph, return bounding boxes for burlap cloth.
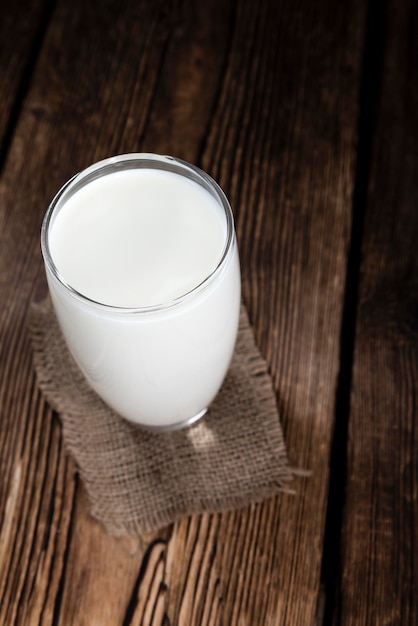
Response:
[28,299,295,536]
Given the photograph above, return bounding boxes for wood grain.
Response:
[337,0,418,623]
[0,0,366,623]
[0,0,52,156]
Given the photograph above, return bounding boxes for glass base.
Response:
[139,407,208,433]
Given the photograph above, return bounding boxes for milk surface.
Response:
[45,159,240,429]
[50,169,226,307]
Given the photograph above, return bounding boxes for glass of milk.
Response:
[41,154,241,431]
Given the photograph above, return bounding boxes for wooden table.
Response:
[1,0,417,623]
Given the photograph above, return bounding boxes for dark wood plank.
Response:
[0,0,52,154]
[338,0,418,623]
[0,0,366,623]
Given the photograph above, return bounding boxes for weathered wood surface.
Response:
[4,0,416,623]
[0,0,52,153]
[336,0,418,623]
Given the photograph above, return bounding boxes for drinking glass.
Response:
[41,154,241,431]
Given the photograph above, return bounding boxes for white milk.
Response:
[43,155,241,429]
[50,169,228,308]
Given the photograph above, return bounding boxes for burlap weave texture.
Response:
[28,300,293,536]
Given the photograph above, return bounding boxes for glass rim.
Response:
[41,153,235,314]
